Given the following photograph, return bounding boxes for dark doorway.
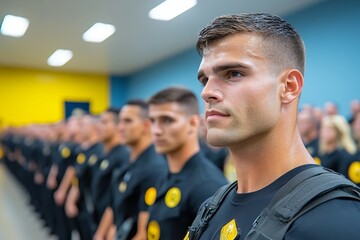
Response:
[64,101,90,120]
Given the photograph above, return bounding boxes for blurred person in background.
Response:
[318,115,357,175]
[343,112,360,186]
[298,109,320,159]
[147,87,228,240]
[324,101,339,116]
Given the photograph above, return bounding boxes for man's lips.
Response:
[205,110,230,120]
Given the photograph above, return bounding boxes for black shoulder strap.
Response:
[188,181,237,240]
[245,166,360,240]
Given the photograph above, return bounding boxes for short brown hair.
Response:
[148,87,199,115]
[196,13,305,75]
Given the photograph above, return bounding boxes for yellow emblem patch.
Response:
[77,153,86,165]
[61,147,71,158]
[119,181,127,193]
[220,219,238,240]
[100,159,109,170]
[147,220,160,240]
[349,161,360,184]
[165,187,181,208]
[145,187,157,206]
[314,156,321,165]
[88,155,98,165]
[183,231,190,240]
[0,147,4,159]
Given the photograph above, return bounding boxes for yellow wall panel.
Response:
[0,66,109,127]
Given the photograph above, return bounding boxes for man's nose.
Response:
[201,78,223,103]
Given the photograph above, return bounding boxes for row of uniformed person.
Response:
[298,108,360,186]
[0,87,229,240]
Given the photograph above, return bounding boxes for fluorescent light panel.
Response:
[47,49,73,67]
[82,23,116,43]
[149,0,197,21]
[1,14,29,37]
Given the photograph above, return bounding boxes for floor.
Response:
[0,162,57,240]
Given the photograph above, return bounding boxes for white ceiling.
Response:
[0,0,326,75]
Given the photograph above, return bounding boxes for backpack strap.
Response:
[187,181,237,240]
[245,166,360,240]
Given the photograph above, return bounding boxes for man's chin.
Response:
[206,135,227,147]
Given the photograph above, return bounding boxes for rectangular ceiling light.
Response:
[149,0,197,21]
[1,14,29,37]
[82,23,116,43]
[47,49,73,67]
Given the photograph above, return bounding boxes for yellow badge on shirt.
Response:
[183,231,190,240]
[220,219,238,240]
[119,181,127,193]
[145,187,157,206]
[348,161,360,184]
[165,187,181,208]
[147,220,160,240]
[76,153,86,165]
[100,159,109,170]
[61,147,71,158]
[314,156,321,165]
[88,154,98,165]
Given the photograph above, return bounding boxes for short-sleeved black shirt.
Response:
[109,144,167,239]
[342,150,360,186]
[90,144,130,223]
[198,164,360,240]
[147,152,228,240]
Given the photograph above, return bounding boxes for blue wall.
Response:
[285,0,360,117]
[110,75,129,108]
[111,0,360,116]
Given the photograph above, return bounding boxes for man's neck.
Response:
[129,135,152,162]
[230,127,314,194]
[104,136,120,154]
[167,137,199,174]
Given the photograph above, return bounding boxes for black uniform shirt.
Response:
[147,152,228,240]
[110,145,167,235]
[90,144,130,223]
[342,150,360,186]
[318,148,352,175]
[74,142,104,183]
[198,164,360,240]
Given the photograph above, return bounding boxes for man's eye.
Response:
[199,78,208,86]
[162,117,174,124]
[229,71,242,78]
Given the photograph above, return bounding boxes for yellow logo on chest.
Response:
[220,219,238,240]
[165,187,181,208]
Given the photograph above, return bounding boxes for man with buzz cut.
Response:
[187,13,360,240]
[147,87,228,240]
[93,100,167,240]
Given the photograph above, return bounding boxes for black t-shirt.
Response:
[342,150,360,186]
[317,148,352,175]
[199,164,360,240]
[109,144,167,238]
[147,152,228,240]
[74,142,104,185]
[90,144,130,223]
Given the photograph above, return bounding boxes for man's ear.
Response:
[188,115,200,135]
[280,69,303,104]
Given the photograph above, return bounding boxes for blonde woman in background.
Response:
[318,115,357,176]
